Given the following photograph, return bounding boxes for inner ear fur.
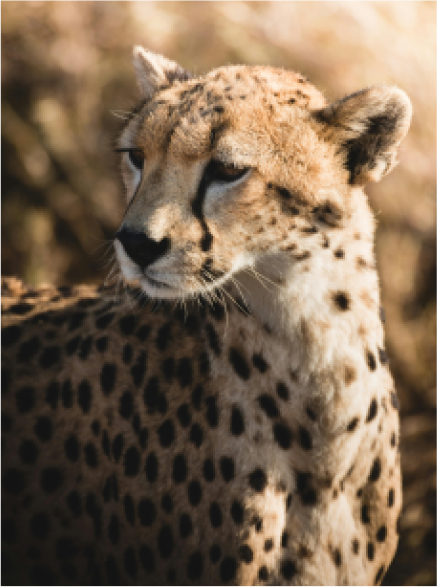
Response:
[317,85,412,185]
[132,46,192,99]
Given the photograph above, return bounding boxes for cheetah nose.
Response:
[115,227,170,270]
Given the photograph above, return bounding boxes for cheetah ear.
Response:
[132,46,192,99]
[318,85,412,185]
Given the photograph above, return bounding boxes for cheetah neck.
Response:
[228,197,383,387]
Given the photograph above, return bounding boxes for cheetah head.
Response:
[114,47,411,300]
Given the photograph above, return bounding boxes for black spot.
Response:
[239,544,253,564]
[333,292,350,311]
[19,439,38,464]
[2,468,25,495]
[366,350,377,371]
[352,539,360,554]
[100,363,116,395]
[139,544,155,574]
[231,405,245,436]
[56,536,78,559]
[391,391,400,410]
[66,335,81,355]
[172,453,187,484]
[136,325,150,341]
[229,347,250,380]
[84,443,98,468]
[206,323,221,355]
[369,458,381,482]
[361,504,371,524]
[286,494,293,510]
[85,493,102,538]
[220,456,235,482]
[281,531,289,548]
[281,559,297,580]
[378,348,388,364]
[124,446,140,476]
[188,480,202,506]
[347,417,359,432]
[76,381,92,415]
[252,353,269,373]
[161,493,173,514]
[209,502,223,527]
[220,557,237,583]
[249,468,267,492]
[333,548,342,567]
[179,513,193,537]
[118,391,134,420]
[30,564,57,585]
[112,434,124,462]
[119,314,136,335]
[258,394,279,418]
[189,423,204,447]
[276,381,289,401]
[143,377,163,414]
[258,566,269,582]
[122,344,133,364]
[78,336,93,360]
[30,512,50,539]
[95,312,114,329]
[131,352,147,387]
[156,322,172,351]
[3,325,22,346]
[66,491,82,517]
[2,412,12,432]
[203,458,215,482]
[210,544,222,564]
[367,542,375,561]
[376,525,387,542]
[138,498,156,527]
[157,419,175,448]
[177,357,193,387]
[157,524,174,558]
[191,384,204,410]
[105,554,120,585]
[206,396,219,427]
[96,336,108,352]
[39,345,61,369]
[65,435,80,462]
[230,500,244,524]
[123,547,137,578]
[273,422,293,449]
[2,517,16,543]
[296,472,318,506]
[18,336,40,362]
[123,494,135,525]
[365,398,378,422]
[162,357,175,382]
[375,566,385,584]
[16,386,36,413]
[32,416,52,443]
[61,380,73,408]
[198,351,210,375]
[298,426,312,450]
[388,488,395,507]
[44,381,59,410]
[41,467,62,493]
[144,452,159,483]
[187,551,204,581]
[176,403,191,427]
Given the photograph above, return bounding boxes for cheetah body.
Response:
[1,48,410,586]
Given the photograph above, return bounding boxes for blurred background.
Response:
[2,2,435,584]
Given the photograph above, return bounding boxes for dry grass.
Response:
[2,2,435,584]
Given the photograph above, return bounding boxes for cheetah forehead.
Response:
[122,65,327,159]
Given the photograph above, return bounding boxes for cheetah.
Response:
[1,47,411,586]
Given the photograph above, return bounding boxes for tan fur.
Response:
[1,48,411,585]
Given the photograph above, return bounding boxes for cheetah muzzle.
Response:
[1,46,411,586]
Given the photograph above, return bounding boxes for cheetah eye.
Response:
[115,148,145,171]
[210,160,249,183]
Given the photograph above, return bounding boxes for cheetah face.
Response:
[114,47,411,301]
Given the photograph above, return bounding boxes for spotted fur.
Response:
[1,47,411,585]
